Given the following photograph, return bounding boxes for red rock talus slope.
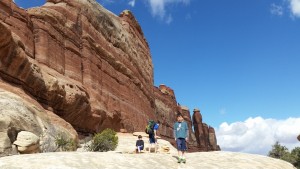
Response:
[0,0,155,133]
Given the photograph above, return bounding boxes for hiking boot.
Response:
[182,158,186,164]
[177,158,182,163]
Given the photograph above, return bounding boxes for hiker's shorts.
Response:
[176,138,187,151]
[137,145,144,151]
[149,134,156,143]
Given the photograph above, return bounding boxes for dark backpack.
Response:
[145,120,156,134]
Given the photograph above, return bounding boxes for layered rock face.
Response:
[0,0,220,155]
[193,109,220,151]
[154,85,220,152]
[153,85,178,138]
[0,0,155,134]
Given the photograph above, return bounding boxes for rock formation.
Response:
[153,85,178,139]
[193,109,220,151]
[0,0,155,134]
[0,89,77,157]
[13,131,40,154]
[0,0,220,156]
[179,106,197,147]
[298,135,300,141]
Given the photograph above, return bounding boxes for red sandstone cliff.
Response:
[0,0,220,153]
[0,0,155,133]
[193,109,220,151]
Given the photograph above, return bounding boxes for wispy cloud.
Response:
[166,14,173,24]
[147,0,191,24]
[98,0,191,23]
[128,0,136,7]
[98,0,114,6]
[289,0,300,17]
[219,108,227,115]
[185,13,192,20]
[270,3,284,16]
[216,116,300,155]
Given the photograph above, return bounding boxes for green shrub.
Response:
[55,133,77,151]
[291,147,300,169]
[86,128,118,152]
[268,141,300,169]
[268,141,290,159]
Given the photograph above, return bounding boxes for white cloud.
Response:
[147,0,190,23]
[216,116,300,155]
[219,108,227,115]
[290,0,300,17]
[270,3,284,16]
[128,0,135,7]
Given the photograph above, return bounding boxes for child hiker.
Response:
[173,113,189,163]
[136,135,144,153]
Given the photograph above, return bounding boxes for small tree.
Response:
[268,142,300,169]
[86,128,118,152]
[291,147,300,169]
[268,141,290,159]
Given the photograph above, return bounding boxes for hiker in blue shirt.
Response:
[146,120,160,152]
[174,113,189,163]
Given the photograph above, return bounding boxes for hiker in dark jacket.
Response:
[136,135,144,153]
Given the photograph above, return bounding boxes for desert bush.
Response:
[85,128,118,152]
[55,133,77,151]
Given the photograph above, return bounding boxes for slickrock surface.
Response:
[0,133,295,169]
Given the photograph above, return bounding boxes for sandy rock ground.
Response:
[0,133,296,169]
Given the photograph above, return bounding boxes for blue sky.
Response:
[14,0,300,155]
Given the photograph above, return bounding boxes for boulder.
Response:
[0,89,77,156]
[17,144,40,154]
[298,135,300,141]
[14,131,39,147]
[13,131,40,154]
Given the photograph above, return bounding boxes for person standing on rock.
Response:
[174,113,189,163]
[146,120,160,152]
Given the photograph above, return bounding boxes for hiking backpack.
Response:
[145,120,156,134]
